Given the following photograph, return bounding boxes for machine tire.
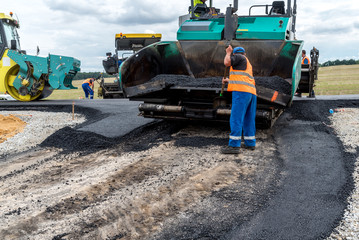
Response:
[36,83,53,100]
[4,64,46,101]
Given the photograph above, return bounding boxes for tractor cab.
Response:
[0,13,21,58]
[100,33,162,98]
[103,33,162,75]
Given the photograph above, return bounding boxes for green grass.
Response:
[314,65,359,95]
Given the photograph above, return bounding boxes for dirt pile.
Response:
[0,114,26,144]
[0,111,85,158]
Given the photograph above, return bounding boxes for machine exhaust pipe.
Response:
[233,0,238,12]
[139,104,281,128]
[139,103,231,115]
[139,103,183,113]
[216,109,231,115]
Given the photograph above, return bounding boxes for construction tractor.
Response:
[119,0,315,127]
[100,33,161,98]
[0,12,80,101]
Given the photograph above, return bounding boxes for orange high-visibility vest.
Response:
[228,56,256,96]
[302,56,310,65]
[83,78,94,87]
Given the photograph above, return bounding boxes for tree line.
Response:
[73,72,113,80]
[321,59,359,67]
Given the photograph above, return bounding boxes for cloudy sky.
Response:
[3,0,359,72]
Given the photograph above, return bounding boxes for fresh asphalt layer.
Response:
[1,96,359,239]
[0,99,154,138]
[226,111,348,239]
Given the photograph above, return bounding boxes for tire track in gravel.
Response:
[0,122,280,240]
[0,149,59,180]
[0,121,177,236]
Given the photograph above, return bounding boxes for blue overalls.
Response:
[82,80,94,99]
[229,92,257,147]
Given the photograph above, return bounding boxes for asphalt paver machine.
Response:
[119,0,310,127]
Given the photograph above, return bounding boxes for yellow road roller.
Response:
[0,12,80,101]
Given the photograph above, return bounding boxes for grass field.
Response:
[1,65,359,99]
[315,65,359,95]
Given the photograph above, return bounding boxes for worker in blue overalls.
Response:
[221,45,257,154]
[82,78,95,99]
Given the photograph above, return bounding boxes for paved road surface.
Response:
[0,99,154,138]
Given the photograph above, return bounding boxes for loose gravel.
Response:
[327,108,359,239]
[0,111,85,158]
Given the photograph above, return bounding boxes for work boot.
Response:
[244,145,256,151]
[221,146,240,154]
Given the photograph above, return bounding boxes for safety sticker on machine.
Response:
[2,57,10,67]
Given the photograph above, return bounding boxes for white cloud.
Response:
[3,0,359,71]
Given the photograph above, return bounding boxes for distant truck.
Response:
[99,33,161,99]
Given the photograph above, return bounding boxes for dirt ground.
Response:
[0,120,280,239]
[0,99,358,240]
[0,114,26,144]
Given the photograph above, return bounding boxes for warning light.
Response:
[9,12,13,17]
